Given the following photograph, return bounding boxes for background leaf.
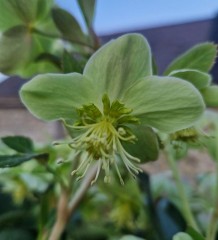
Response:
[77,0,96,28]
[61,51,85,73]
[0,25,31,74]
[52,7,86,44]
[186,227,205,240]
[5,0,38,24]
[0,0,22,31]
[0,229,34,240]
[164,43,217,75]
[0,153,49,168]
[2,136,34,153]
[122,126,159,163]
[173,233,193,240]
[119,235,144,240]
[201,86,218,107]
[169,69,211,90]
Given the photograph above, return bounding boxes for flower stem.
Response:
[165,148,200,232]
[48,164,97,240]
[206,151,218,240]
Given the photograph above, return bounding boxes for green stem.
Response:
[165,148,200,231]
[206,152,218,240]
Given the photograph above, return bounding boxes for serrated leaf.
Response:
[164,43,217,75]
[52,7,86,44]
[122,126,159,163]
[77,0,96,27]
[0,153,48,168]
[201,85,218,107]
[1,136,34,153]
[169,69,211,90]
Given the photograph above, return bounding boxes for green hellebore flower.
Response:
[20,34,205,184]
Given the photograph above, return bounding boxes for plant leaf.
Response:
[61,51,85,73]
[173,233,193,240]
[169,69,211,90]
[119,236,144,240]
[122,126,159,163]
[0,25,32,74]
[0,1,22,31]
[77,0,96,27]
[201,85,218,107]
[52,7,86,43]
[186,227,205,240]
[164,43,217,75]
[36,0,54,20]
[20,73,96,121]
[155,198,186,240]
[122,76,205,133]
[1,136,34,153]
[4,0,38,24]
[84,34,152,100]
[0,153,48,168]
[0,229,34,240]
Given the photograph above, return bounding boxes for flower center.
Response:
[65,94,142,185]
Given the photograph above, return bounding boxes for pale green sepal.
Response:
[122,76,205,133]
[83,34,152,100]
[164,43,217,75]
[169,69,211,90]
[20,73,96,121]
[122,126,159,163]
[173,233,193,240]
[201,85,218,107]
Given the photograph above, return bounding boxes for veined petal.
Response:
[121,76,205,133]
[20,73,96,121]
[83,33,152,100]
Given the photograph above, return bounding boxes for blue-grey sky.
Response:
[56,0,218,35]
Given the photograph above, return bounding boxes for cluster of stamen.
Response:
[65,94,142,185]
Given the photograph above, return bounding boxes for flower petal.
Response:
[121,76,205,133]
[83,33,152,100]
[20,73,96,121]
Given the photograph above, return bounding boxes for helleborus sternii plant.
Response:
[20,34,205,184]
